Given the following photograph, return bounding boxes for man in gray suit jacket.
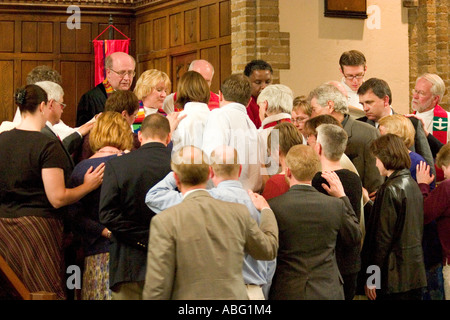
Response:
[308,83,383,194]
[268,145,361,300]
[143,146,279,300]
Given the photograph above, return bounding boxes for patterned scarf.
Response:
[103,79,114,97]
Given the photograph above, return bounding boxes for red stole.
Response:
[263,118,291,129]
[433,105,448,182]
[416,105,448,182]
[431,105,448,144]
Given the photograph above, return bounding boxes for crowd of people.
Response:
[0,49,449,301]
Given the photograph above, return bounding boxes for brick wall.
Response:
[407,0,449,111]
[231,0,289,83]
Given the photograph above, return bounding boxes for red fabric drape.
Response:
[93,25,130,86]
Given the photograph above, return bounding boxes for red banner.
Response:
[93,39,130,86]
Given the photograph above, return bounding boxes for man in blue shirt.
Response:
[145,145,276,299]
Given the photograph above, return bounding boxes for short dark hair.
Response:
[14,84,48,114]
[140,113,170,141]
[243,60,273,77]
[357,78,392,105]
[104,90,139,116]
[370,134,411,171]
[220,73,252,106]
[339,50,366,70]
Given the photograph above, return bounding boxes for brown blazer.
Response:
[142,190,279,300]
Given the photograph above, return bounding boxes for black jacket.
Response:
[99,142,172,290]
[359,169,427,295]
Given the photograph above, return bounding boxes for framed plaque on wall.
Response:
[324,0,368,19]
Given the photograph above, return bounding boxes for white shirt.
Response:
[202,102,263,193]
[172,101,210,151]
[13,108,80,140]
[341,78,364,111]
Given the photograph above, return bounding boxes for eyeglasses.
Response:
[56,101,66,110]
[109,69,135,78]
[292,117,308,124]
[411,89,429,97]
[344,73,365,80]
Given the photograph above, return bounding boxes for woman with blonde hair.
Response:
[378,114,434,188]
[68,111,134,300]
[133,69,171,132]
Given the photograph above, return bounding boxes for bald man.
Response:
[163,59,220,113]
[76,52,136,126]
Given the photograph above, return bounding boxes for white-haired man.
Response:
[257,84,294,177]
[412,73,449,145]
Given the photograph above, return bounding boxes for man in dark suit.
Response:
[308,83,383,194]
[76,52,136,126]
[356,77,436,179]
[99,113,172,300]
[268,144,361,300]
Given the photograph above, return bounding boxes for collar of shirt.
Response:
[183,188,207,199]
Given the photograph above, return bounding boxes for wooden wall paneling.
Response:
[138,59,154,76]
[138,20,152,54]
[37,22,53,53]
[200,3,219,41]
[219,43,231,84]
[60,61,92,127]
[200,46,219,92]
[171,51,197,92]
[170,12,183,48]
[184,8,197,45]
[0,60,14,122]
[154,57,168,75]
[61,22,92,54]
[0,21,15,52]
[21,21,37,53]
[76,23,92,54]
[219,0,231,37]
[153,17,168,51]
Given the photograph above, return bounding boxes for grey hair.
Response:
[257,84,294,114]
[417,73,446,103]
[316,123,348,161]
[34,80,64,102]
[307,84,349,115]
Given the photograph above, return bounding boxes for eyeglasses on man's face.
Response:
[58,101,67,109]
[343,73,365,80]
[109,69,136,78]
[411,89,430,98]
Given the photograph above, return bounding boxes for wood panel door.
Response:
[0,10,134,127]
[135,0,231,95]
